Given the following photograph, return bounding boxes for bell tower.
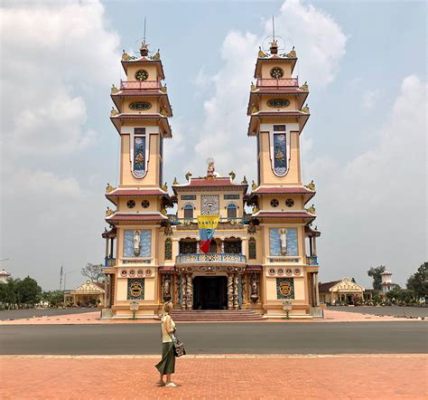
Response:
[110,40,173,188]
[247,41,309,187]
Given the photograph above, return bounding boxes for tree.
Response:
[367,265,386,291]
[81,263,105,283]
[0,279,17,309]
[41,290,64,307]
[16,276,42,306]
[407,262,428,301]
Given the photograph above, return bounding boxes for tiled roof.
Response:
[106,212,167,223]
[173,177,248,191]
[318,281,341,293]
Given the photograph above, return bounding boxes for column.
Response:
[312,237,317,257]
[309,237,313,257]
[104,238,109,266]
[180,273,186,310]
[227,274,233,309]
[186,273,193,310]
[314,272,320,306]
[233,273,239,309]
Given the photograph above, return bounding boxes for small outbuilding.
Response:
[64,281,105,307]
[319,278,365,305]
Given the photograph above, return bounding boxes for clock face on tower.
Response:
[135,69,149,81]
[270,67,284,79]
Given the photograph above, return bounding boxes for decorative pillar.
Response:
[109,238,114,259]
[314,272,320,306]
[241,274,247,305]
[227,274,234,309]
[104,238,109,266]
[309,237,313,257]
[186,273,193,310]
[233,273,239,309]
[180,273,186,310]
[221,240,225,253]
[313,237,317,257]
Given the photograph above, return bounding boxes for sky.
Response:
[0,0,427,290]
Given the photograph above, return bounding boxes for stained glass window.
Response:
[249,238,256,259]
[133,136,146,176]
[165,238,172,260]
[273,132,287,175]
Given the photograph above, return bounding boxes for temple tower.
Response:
[102,40,173,318]
[246,39,321,317]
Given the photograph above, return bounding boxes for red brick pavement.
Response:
[0,355,427,400]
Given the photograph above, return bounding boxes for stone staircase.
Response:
[171,309,264,322]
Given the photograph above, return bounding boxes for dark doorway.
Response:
[193,276,227,310]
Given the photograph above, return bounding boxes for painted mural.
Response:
[127,278,145,300]
[133,136,146,177]
[123,230,151,257]
[276,278,294,299]
[269,228,298,256]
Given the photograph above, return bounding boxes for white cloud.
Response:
[193,0,346,180]
[362,89,379,110]
[0,0,120,289]
[305,75,427,286]
[0,0,120,157]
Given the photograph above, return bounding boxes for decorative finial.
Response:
[173,177,178,185]
[300,81,309,91]
[270,17,279,55]
[229,171,236,181]
[251,105,259,114]
[140,17,149,56]
[286,46,296,58]
[305,180,316,191]
[302,103,310,113]
[122,50,130,61]
[151,49,160,60]
[105,207,114,217]
[258,46,267,58]
[110,107,118,116]
[162,182,168,191]
[251,180,257,190]
[306,204,316,214]
[185,171,192,181]
[111,84,119,94]
[105,183,115,193]
[241,176,248,184]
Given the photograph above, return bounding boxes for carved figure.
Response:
[163,275,171,301]
[227,275,234,310]
[250,274,259,302]
[105,183,115,193]
[207,159,215,178]
[133,230,141,256]
[305,180,316,191]
[279,228,288,256]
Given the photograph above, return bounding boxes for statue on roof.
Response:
[206,158,215,178]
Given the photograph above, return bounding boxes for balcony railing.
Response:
[120,80,161,90]
[104,257,116,267]
[176,253,247,265]
[306,256,318,266]
[169,216,250,226]
[256,78,298,88]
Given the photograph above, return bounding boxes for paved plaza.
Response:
[331,306,428,319]
[1,355,426,399]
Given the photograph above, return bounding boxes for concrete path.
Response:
[1,355,426,399]
[0,308,415,325]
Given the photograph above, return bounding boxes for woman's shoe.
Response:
[165,382,177,388]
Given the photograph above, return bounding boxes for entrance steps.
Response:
[171,309,264,322]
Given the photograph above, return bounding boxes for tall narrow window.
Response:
[184,204,193,220]
[164,238,172,260]
[133,128,146,178]
[227,203,237,219]
[273,125,287,176]
[249,237,256,259]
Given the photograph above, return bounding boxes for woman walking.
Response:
[155,301,177,387]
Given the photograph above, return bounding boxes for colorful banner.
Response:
[197,215,220,229]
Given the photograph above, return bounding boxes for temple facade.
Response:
[102,37,321,319]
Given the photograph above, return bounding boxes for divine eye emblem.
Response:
[129,102,152,111]
[270,67,284,79]
[135,69,149,81]
[267,98,290,108]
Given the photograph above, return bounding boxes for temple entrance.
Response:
[193,276,227,310]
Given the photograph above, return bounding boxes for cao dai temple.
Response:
[102,36,321,319]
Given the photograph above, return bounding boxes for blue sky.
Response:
[0,0,426,290]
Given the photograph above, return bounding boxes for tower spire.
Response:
[140,17,149,57]
[270,16,278,55]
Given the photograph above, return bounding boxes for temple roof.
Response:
[110,113,172,137]
[251,210,316,223]
[249,185,315,204]
[247,110,310,136]
[106,212,168,225]
[106,187,170,205]
[172,176,248,194]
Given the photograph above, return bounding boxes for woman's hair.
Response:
[163,301,173,314]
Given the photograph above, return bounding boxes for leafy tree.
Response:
[0,279,18,308]
[367,265,386,291]
[81,263,105,283]
[407,262,428,301]
[41,290,64,307]
[16,276,42,306]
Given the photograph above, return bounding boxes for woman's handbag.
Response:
[173,338,186,357]
[170,333,186,357]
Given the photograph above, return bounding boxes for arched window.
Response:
[227,203,237,219]
[249,237,256,259]
[164,238,172,260]
[184,204,193,220]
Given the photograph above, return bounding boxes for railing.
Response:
[104,257,116,267]
[306,256,318,266]
[256,78,298,88]
[176,253,247,265]
[169,216,250,225]
[120,80,161,90]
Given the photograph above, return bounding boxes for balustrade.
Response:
[176,253,246,265]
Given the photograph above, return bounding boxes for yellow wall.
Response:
[126,64,158,81]
[259,96,297,112]
[123,97,160,114]
[261,62,292,79]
